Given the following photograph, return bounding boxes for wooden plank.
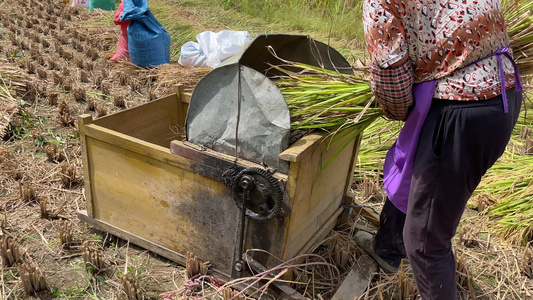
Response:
[287,193,344,258]
[81,124,195,171]
[346,191,380,227]
[170,140,288,183]
[290,137,355,226]
[78,210,232,280]
[296,207,344,257]
[278,161,300,260]
[283,134,357,260]
[181,92,191,127]
[174,85,187,128]
[93,95,180,147]
[331,254,377,300]
[338,134,363,225]
[278,133,323,162]
[182,92,192,103]
[78,114,94,217]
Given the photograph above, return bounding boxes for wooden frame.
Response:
[78,85,363,280]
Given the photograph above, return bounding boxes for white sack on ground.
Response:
[179,30,251,68]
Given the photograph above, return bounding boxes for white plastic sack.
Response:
[72,0,90,8]
[178,30,251,68]
[178,41,207,68]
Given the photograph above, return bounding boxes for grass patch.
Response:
[149,1,196,62]
[218,0,365,42]
[149,0,367,61]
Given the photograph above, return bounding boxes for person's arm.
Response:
[363,0,414,121]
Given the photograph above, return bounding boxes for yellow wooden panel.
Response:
[86,137,240,276]
[93,95,180,147]
[278,133,323,162]
[283,135,357,259]
[79,114,94,217]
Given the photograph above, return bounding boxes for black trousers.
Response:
[374,88,522,300]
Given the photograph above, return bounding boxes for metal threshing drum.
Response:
[186,34,353,174]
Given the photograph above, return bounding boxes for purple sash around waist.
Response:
[383,46,522,213]
[383,80,437,213]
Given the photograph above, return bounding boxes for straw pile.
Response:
[0,67,25,138]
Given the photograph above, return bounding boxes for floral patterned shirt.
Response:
[363,0,516,102]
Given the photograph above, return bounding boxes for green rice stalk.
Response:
[273,62,382,133]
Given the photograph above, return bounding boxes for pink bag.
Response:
[72,0,90,8]
[110,0,130,61]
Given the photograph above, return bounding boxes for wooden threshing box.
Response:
[78,85,361,280]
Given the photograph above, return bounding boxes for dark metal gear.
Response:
[232,167,283,221]
[222,166,241,187]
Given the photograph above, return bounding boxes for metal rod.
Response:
[237,190,248,264]
[234,64,242,162]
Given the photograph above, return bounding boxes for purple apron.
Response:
[383,46,523,213]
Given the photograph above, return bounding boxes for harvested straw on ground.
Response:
[483,156,533,245]
[0,67,25,139]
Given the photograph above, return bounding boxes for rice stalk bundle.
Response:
[455,252,476,299]
[185,251,210,279]
[354,118,401,181]
[1,236,22,267]
[274,63,383,169]
[82,241,104,273]
[274,62,380,133]
[58,220,73,249]
[486,169,533,245]
[121,273,143,300]
[397,263,418,300]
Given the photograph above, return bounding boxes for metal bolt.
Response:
[234,262,243,272]
[239,175,254,191]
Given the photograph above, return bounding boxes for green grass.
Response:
[149,1,196,62]
[148,0,366,62]
[217,0,364,43]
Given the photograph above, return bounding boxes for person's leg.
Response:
[373,198,407,268]
[403,89,522,300]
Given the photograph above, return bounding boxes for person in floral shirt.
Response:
[355,0,523,299]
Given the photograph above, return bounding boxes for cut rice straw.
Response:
[171,249,341,299]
